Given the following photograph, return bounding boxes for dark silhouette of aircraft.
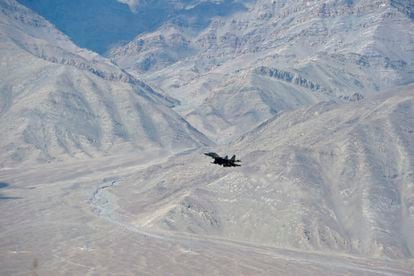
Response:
[204,152,241,167]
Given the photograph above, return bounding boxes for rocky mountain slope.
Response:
[110,85,414,259]
[0,0,211,166]
[110,0,414,142]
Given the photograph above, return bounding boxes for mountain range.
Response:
[109,0,414,141]
[0,0,211,166]
[17,0,249,54]
[1,0,413,275]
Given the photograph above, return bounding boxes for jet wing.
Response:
[204,152,220,158]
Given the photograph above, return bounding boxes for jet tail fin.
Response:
[230,155,236,161]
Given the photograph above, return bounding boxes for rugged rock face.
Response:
[110,0,414,142]
[255,66,330,93]
[0,0,211,166]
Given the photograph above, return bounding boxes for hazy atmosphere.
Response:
[1,0,414,275]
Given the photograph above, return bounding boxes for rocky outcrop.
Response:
[255,66,330,93]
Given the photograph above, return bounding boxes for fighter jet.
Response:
[204,152,241,167]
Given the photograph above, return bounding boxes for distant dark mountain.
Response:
[17,0,248,54]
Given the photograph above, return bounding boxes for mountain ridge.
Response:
[0,0,212,166]
[110,0,414,142]
[16,0,250,54]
